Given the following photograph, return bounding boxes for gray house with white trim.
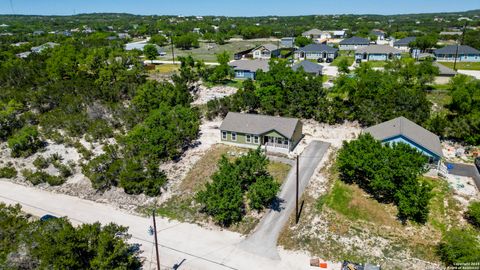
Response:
[292,61,323,76]
[339,36,370,50]
[393,37,416,52]
[355,45,402,62]
[219,112,303,153]
[294,44,338,61]
[433,45,480,62]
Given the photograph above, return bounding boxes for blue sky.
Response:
[1,0,479,16]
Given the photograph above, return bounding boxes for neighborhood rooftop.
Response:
[393,36,416,46]
[356,45,402,54]
[296,43,338,53]
[364,116,443,158]
[229,59,270,72]
[292,60,323,74]
[339,36,370,45]
[434,45,480,55]
[219,112,300,139]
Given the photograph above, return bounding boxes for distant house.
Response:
[370,30,386,41]
[234,48,255,60]
[220,112,303,153]
[280,37,295,48]
[439,31,463,36]
[193,28,201,34]
[302,29,331,39]
[355,45,402,62]
[118,33,131,39]
[294,44,338,61]
[393,37,416,52]
[339,36,370,50]
[31,42,59,53]
[252,44,280,59]
[125,41,165,55]
[292,61,323,76]
[16,51,31,59]
[364,116,443,165]
[332,30,346,38]
[33,30,45,36]
[229,59,269,79]
[433,45,480,62]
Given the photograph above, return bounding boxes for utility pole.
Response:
[152,210,161,270]
[454,21,468,71]
[170,32,175,65]
[295,155,299,224]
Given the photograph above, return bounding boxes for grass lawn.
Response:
[365,61,388,68]
[155,144,292,234]
[331,55,354,67]
[154,63,179,74]
[278,161,471,268]
[427,90,452,113]
[159,40,262,62]
[439,61,480,71]
[202,79,244,89]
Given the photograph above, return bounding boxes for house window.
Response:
[231,132,237,141]
[222,131,227,140]
[246,134,252,143]
[236,71,244,77]
[254,136,259,144]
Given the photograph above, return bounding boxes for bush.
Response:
[466,201,480,229]
[82,147,121,191]
[7,126,43,157]
[0,166,17,178]
[119,159,167,197]
[53,162,73,178]
[33,156,50,169]
[22,169,65,186]
[437,229,480,266]
[247,175,280,210]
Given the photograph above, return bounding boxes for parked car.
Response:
[40,214,57,222]
[317,58,324,63]
[355,58,362,64]
[325,58,333,63]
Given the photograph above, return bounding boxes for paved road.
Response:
[144,60,219,66]
[0,180,315,270]
[447,162,480,191]
[238,141,330,259]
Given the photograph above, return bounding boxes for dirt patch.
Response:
[191,84,238,105]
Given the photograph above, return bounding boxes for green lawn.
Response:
[439,61,480,71]
[331,55,354,67]
[365,61,388,68]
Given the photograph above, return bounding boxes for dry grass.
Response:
[155,64,179,74]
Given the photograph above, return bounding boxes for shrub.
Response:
[119,159,167,197]
[22,169,65,186]
[7,126,43,158]
[82,146,121,190]
[247,175,280,210]
[53,162,73,178]
[466,201,480,229]
[33,156,49,169]
[437,229,480,266]
[0,166,17,178]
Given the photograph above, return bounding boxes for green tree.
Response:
[149,34,168,46]
[337,57,350,74]
[119,158,167,196]
[247,175,280,210]
[143,44,159,60]
[295,36,313,47]
[0,100,23,141]
[208,51,234,83]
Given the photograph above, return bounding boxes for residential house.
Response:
[229,59,269,79]
[339,36,370,50]
[193,28,201,34]
[292,61,323,76]
[125,41,165,55]
[439,31,462,36]
[433,45,480,62]
[393,36,416,52]
[280,37,295,48]
[370,30,386,41]
[33,30,45,36]
[355,45,402,62]
[332,30,347,38]
[31,42,59,53]
[302,29,331,39]
[364,116,443,166]
[252,44,280,60]
[234,48,255,60]
[219,112,303,153]
[16,51,31,59]
[294,44,338,61]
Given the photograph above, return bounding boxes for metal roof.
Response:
[302,29,323,36]
[292,61,323,74]
[297,43,338,53]
[220,112,300,139]
[393,37,416,46]
[434,45,480,55]
[364,116,443,158]
[229,59,270,73]
[355,45,402,54]
[339,36,370,45]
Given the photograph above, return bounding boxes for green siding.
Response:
[263,130,287,139]
[221,131,261,145]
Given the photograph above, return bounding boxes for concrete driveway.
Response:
[238,141,330,259]
[447,162,480,191]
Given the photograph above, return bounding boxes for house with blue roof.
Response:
[229,59,269,80]
[393,37,416,52]
[292,61,323,76]
[339,36,370,50]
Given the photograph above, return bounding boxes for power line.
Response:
[9,0,15,14]
[0,193,239,270]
